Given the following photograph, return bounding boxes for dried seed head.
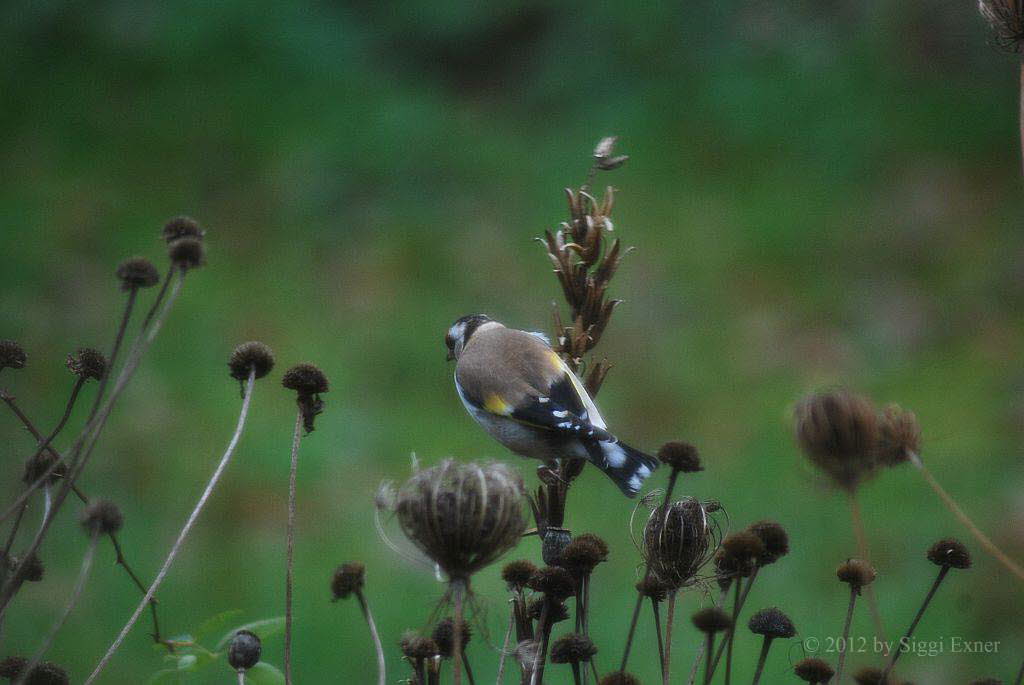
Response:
[282,364,329,433]
[691,606,732,634]
[0,341,27,370]
[228,342,275,381]
[331,562,365,600]
[716,530,764,580]
[227,630,262,671]
[794,657,835,683]
[0,657,26,679]
[0,656,69,685]
[115,257,160,291]
[162,216,205,243]
[597,672,641,685]
[431,617,472,658]
[527,598,569,623]
[746,520,789,566]
[657,441,703,473]
[168,237,205,271]
[81,500,123,535]
[23,452,64,486]
[635,575,670,602]
[560,533,609,577]
[837,558,877,592]
[502,560,537,591]
[66,348,107,381]
[979,1,1024,52]
[795,390,881,490]
[19,554,44,582]
[748,607,796,639]
[927,538,972,569]
[549,633,598,664]
[643,498,717,589]
[528,566,576,601]
[393,460,526,582]
[400,633,439,660]
[852,666,892,685]
[877,404,921,466]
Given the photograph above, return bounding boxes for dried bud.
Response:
[502,560,538,591]
[643,498,716,590]
[837,558,877,592]
[979,1,1024,52]
[81,500,123,536]
[748,607,796,639]
[0,656,69,685]
[597,672,641,685]
[747,520,789,566]
[432,617,472,658]
[528,566,576,601]
[794,657,835,683]
[635,575,669,602]
[560,533,608,577]
[115,257,159,291]
[549,633,597,664]
[877,404,921,466]
[657,441,703,473]
[168,237,205,271]
[795,390,881,490]
[162,216,205,243]
[283,364,329,433]
[227,630,262,671]
[527,598,569,624]
[691,606,732,634]
[393,460,525,582]
[331,562,365,600]
[228,342,275,381]
[927,538,972,569]
[400,633,439,660]
[66,348,107,381]
[0,341,27,370]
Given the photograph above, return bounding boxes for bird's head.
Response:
[445,314,494,361]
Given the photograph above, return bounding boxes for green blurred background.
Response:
[2,1,1023,682]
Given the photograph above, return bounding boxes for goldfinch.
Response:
[445,314,658,496]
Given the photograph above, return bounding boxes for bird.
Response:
[445,314,658,496]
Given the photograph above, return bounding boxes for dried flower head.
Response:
[852,666,892,685]
[748,607,796,639]
[597,672,641,685]
[400,633,439,660]
[23,452,65,486]
[115,257,160,291]
[227,630,262,671]
[331,562,365,600]
[168,237,205,271]
[795,390,881,490]
[794,657,835,683]
[162,216,205,243]
[0,656,69,685]
[282,363,329,432]
[502,560,537,591]
[691,606,732,634]
[635,575,670,602]
[19,554,44,582]
[657,441,703,472]
[392,460,525,582]
[550,633,598,664]
[837,558,877,592]
[432,617,472,658]
[228,342,275,381]
[528,566,576,601]
[560,533,609,577]
[979,0,1024,52]
[643,498,717,589]
[66,348,107,381]
[877,404,921,466]
[747,520,789,566]
[715,530,764,581]
[81,500,123,536]
[927,538,972,569]
[0,341,27,370]
[527,598,569,623]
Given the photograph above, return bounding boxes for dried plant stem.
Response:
[84,367,256,684]
[724,574,741,685]
[835,587,858,683]
[284,411,302,685]
[495,602,515,685]
[237,671,246,685]
[663,591,676,685]
[141,266,174,329]
[909,453,1024,582]
[750,637,773,685]
[651,598,666,681]
[703,633,715,685]
[708,569,760,681]
[880,565,950,680]
[687,588,729,685]
[570,662,583,685]
[528,601,549,685]
[453,580,466,685]
[16,532,100,685]
[848,492,887,653]
[1014,658,1024,685]
[355,589,386,685]
[1019,61,1024,178]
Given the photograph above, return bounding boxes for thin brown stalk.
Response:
[495,602,515,685]
[724,574,740,685]
[703,633,715,685]
[848,492,887,653]
[355,589,386,685]
[454,581,466,685]
[1014,658,1024,685]
[651,598,666,681]
[750,637,773,685]
[528,601,549,685]
[880,566,950,680]
[284,411,302,685]
[835,587,857,683]
[663,590,676,685]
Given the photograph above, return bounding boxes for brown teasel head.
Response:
[642,498,718,590]
[794,390,881,490]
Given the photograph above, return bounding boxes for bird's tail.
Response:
[583,438,659,497]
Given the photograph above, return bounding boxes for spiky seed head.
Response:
[877,404,921,466]
[794,657,835,683]
[400,633,439,660]
[927,538,972,569]
[635,575,669,602]
[795,390,881,490]
[115,257,160,291]
[549,633,598,664]
[527,598,569,623]
[66,348,107,381]
[837,558,877,592]
[282,364,329,394]
[432,618,472,658]
[747,520,789,565]
[0,656,69,685]
[748,607,796,639]
[168,237,205,271]
[691,606,732,634]
[501,560,537,591]
[597,672,641,685]
[643,498,717,590]
[528,566,576,601]
[81,500,123,535]
[657,441,703,472]
[228,342,275,381]
[392,460,525,582]
[979,0,1024,52]
[162,216,205,243]
[227,630,261,671]
[330,562,365,600]
[560,533,609,577]
[0,341,27,370]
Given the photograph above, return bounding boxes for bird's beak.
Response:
[446,350,455,362]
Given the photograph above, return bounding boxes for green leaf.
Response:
[195,609,244,643]
[215,617,286,651]
[243,662,286,685]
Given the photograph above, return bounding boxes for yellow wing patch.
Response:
[484,393,512,415]
[547,350,564,371]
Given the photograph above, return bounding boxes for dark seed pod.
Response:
[115,257,160,291]
[162,216,205,243]
[330,562,365,600]
[431,617,472,658]
[81,500,123,536]
[560,533,609,578]
[794,657,835,683]
[837,558,877,592]
[746,520,789,566]
[691,607,732,634]
[0,340,27,370]
[657,441,703,473]
[501,560,537,591]
[927,538,972,569]
[227,630,262,671]
[168,237,205,271]
[541,527,572,566]
[66,348,107,381]
[23,452,65,486]
[0,657,26,679]
[852,666,891,685]
[228,342,275,381]
[748,607,796,639]
[795,390,881,490]
[282,364,329,395]
[549,633,598,664]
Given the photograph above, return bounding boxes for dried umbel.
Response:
[795,390,881,490]
[391,460,526,583]
[0,340,27,370]
[227,630,262,671]
[66,348,107,381]
[979,0,1024,52]
[642,497,717,590]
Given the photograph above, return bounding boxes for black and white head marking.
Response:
[445,314,493,361]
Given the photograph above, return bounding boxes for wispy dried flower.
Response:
[227,630,262,671]
[549,633,597,664]
[162,216,205,243]
[877,404,921,466]
[81,500,123,536]
[979,0,1024,52]
[331,562,365,600]
[228,342,275,381]
[592,136,630,171]
[794,657,835,683]
[927,538,972,569]
[0,341,27,370]
[643,498,717,590]
[66,348,107,381]
[837,558,877,592]
[795,390,881,490]
[691,607,732,634]
[115,257,160,291]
